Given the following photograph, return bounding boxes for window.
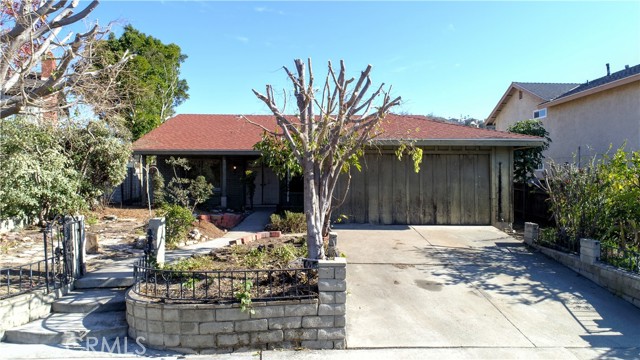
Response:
[518,90,523,100]
[533,108,547,119]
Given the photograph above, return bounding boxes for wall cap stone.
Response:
[318,257,346,267]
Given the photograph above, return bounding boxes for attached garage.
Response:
[132,114,543,227]
[337,151,492,225]
[332,116,543,226]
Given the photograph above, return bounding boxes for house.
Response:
[486,64,640,165]
[132,114,543,227]
[1,56,63,124]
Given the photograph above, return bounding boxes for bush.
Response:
[157,203,194,248]
[541,147,640,251]
[266,211,306,233]
[151,169,166,207]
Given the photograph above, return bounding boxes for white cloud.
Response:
[235,36,249,43]
[447,23,455,32]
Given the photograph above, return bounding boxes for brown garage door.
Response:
[335,152,491,225]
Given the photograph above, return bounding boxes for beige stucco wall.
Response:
[542,81,640,165]
[493,89,543,131]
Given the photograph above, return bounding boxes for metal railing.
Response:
[132,257,318,303]
[601,244,640,274]
[0,258,51,299]
[0,217,82,300]
[537,232,581,254]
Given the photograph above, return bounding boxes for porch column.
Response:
[221,156,228,208]
[141,155,149,207]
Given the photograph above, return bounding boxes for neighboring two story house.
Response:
[486,64,640,166]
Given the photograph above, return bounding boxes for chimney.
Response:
[606,63,610,76]
[41,54,56,80]
[625,65,630,69]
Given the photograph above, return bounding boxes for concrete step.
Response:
[3,311,127,345]
[73,276,134,289]
[52,289,126,314]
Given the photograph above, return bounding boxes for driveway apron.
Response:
[336,225,640,355]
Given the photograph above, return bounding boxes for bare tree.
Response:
[250,59,401,260]
[0,0,130,120]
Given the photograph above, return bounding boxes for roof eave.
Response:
[545,74,640,108]
[132,149,260,156]
[371,138,545,147]
[485,83,545,126]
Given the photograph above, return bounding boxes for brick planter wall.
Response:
[126,258,347,353]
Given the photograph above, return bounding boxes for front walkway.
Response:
[337,225,640,358]
[166,208,275,261]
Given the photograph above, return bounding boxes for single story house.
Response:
[486,64,640,166]
[133,114,543,227]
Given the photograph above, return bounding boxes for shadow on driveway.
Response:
[337,225,640,357]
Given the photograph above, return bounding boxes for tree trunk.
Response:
[303,163,325,260]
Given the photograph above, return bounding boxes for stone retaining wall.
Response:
[126,258,347,353]
[525,222,640,309]
[0,286,70,340]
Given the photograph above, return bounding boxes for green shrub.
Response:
[541,147,640,250]
[151,169,166,208]
[156,203,194,248]
[266,211,306,233]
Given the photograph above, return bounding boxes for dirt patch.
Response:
[0,206,229,272]
[0,207,153,269]
[95,206,154,222]
[195,220,226,239]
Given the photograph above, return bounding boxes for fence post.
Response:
[77,216,86,276]
[148,217,166,265]
[524,222,539,246]
[580,238,600,265]
[317,257,347,349]
[63,216,85,280]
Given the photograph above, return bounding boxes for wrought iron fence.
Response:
[132,257,318,303]
[537,229,581,255]
[601,244,640,274]
[0,217,82,300]
[0,258,50,299]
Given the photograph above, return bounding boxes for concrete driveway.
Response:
[335,225,640,358]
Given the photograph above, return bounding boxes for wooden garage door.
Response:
[335,153,491,225]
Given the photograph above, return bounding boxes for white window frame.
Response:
[533,108,547,119]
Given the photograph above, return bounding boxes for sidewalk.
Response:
[166,208,274,262]
[0,343,611,359]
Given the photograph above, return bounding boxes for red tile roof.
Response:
[133,114,542,154]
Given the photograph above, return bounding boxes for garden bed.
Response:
[134,236,316,303]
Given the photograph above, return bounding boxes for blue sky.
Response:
[90,1,640,120]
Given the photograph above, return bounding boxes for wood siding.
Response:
[335,151,492,225]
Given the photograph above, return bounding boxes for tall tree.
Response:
[0,0,130,119]
[249,59,401,260]
[98,25,189,140]
[507,119,551,184]
[60,119,131,205]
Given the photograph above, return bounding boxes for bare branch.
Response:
[1,0,131,120]
[239,115,278,136]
